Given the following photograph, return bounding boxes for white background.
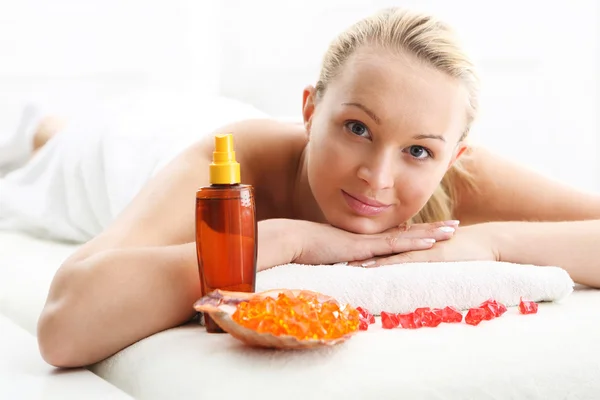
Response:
[0,0,598,191]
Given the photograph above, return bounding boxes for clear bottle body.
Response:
[195,184,257,333]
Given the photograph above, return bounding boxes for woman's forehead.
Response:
[324,50,468,138]
[332,49,462,104]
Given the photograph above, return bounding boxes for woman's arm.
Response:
[452,146,600,286]
[37,219,300,368]
[38,243,200,368]
[493,219,600,288]
[454,146,600,224]
[351,220,600,288]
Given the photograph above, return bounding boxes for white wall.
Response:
[0,0,220,114]
[1,0,598,191]
[218,0,599,192]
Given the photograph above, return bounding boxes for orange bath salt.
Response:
[231,291,360,340]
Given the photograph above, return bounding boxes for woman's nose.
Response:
[356,153,395,190]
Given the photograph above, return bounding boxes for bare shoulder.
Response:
[453,146,600,225]
[215,119,307,177]
[66,118,306,264]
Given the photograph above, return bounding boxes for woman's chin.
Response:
[327,215,389,235]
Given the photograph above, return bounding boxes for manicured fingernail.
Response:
[422,238,436,244]
[361,261,376,267]
[439,226,455,233]
[444,220,460,226]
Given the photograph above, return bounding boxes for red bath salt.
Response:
[397,312,419,329]
[519,298,538,315]
[480,299,507,318]
[414,307,442,327]
[432,306,463,323]
[356,307,376,324]
[480,306,496,321]
[465,308,488,326]
[381,311,400,329]
[358,319,369,331]
[497,303,508,316]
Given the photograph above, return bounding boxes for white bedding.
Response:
[1,230,600,399]
[0,315,132,400]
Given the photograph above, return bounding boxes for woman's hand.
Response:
[259,218,459,269]
[348,223,500,267]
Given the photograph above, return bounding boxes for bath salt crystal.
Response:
[397,312,419,329]
[414,307,443,327]
[358,319,369,331]
[432,306,463,323]
[519,298,539,314]
[381,311,400,329]
[480,299,507,318]
[465,308,487,326]
[356,307,375,324]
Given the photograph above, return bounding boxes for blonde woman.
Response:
[19,7,600,367]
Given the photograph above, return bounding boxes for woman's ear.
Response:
[302,85,316,135]
[447,142,469,169]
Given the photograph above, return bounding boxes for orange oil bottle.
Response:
[195,133,257,333]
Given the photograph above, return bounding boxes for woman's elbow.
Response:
[37,304,80,368]
[36,264,91,368]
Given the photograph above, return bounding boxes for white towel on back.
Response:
[0,103,42,176]
[0,92,268,242]
[256,261,574,314]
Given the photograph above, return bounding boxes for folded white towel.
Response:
[255,261,574,314]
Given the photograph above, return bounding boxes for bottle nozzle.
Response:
[215,133,234,154]
[210,133,241,184]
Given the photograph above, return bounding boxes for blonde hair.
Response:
[316,7,480,223]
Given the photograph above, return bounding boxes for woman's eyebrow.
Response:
[413,134,446,142]
[341,102,381,125]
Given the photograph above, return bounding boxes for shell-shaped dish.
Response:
[193,289,358,349]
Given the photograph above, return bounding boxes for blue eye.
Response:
[406,145,432,160]
[345,121,370,138]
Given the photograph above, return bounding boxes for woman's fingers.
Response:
[348,220,459,262]
[357,235,436,260]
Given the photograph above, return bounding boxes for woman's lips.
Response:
[341,190,391,216]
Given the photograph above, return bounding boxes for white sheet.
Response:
[94,291,600,400]
[1,231,599,400]
[0,315,132,400]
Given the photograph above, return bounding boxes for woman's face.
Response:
[302,47,469,234]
